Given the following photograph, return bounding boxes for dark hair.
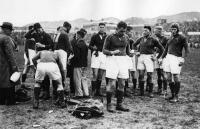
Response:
[77,29,87,38]
[171,23,179,32]
[117,21,127,29]
[127,26,133,31]
[144,25,151,32]
[99,22,105,26]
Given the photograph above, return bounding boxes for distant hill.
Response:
[22,12,200,31]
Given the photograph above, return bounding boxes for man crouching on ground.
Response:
[32,48,66,109]
[103,21,133,113]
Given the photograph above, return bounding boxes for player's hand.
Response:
[179,58,185,66]
[111,50,120,55]
[36,42,45,48]
[93,46,97,51]
[68,54,74,60]
[151,55,157,61]
[135,52,140,56]
[158,58,163,65]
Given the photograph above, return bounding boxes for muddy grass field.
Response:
[0,46,200,129]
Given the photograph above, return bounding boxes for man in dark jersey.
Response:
[89,22,107,97]
[133,25,164,98]
[161,23,189,103]
[153,26,168,97]
[25,23,54,100]
[103,21,133,113]
[21,25,36,89]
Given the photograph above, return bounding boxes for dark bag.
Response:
[72,99,104,119]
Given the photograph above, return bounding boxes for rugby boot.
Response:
[139,81,145,96]
[132,79,137,91]
[52,80,58,101]
[116,90,129,112]
[33,87,40,109]
[170,82,180,103]
[148,83,154,98]
[56,90,66,108]
[166,82,175,100]
[163,80,168,98]
[91,81,96,97]
[95,80,104,97]
[106,91,116,113]
[157,79,162,95]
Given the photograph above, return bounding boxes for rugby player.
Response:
[133,25,164,98]
[161,23,189,103]
[89,22,107,97]
[153,26,168,96]
[103,21,132,112]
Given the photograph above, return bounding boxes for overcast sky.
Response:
[0,0,200,26]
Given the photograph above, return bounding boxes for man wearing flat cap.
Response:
[70,29,89,98]
[133,25,164,98]
[0,22,18,105]
[25,22,54,100]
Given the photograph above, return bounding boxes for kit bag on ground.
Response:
[72,99,104,119]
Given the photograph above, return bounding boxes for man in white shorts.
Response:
[161,23,189,103]
[126,26,138,93]
[133,26,164,98]
[32,49,66,109]
[153,26,168,96]
[89,23,107,97]
[103,21,133,112]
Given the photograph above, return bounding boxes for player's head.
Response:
[33,23,43,34]
[63,21,71,33]
[116,21,127,37]
[154,25,163,37]
[126,26,133,37]
[143,25,151,37]
[98,22,106,33]
[170,23,179,36]
[1,22,14,36]
[76,28,87,39]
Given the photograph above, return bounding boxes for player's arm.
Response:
[88,35,97,51]
[183,37,189,58]
[132,37,141,50]
[44,34,54,50]
[161,43,168,59]
[32,52,40,67]
[63,34,73,54]
[154,39,164,59]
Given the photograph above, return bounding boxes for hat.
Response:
[80,28,87,35]
[77,29,86,38]
[33,23,42,30]
[63,21,71,29]
[0,22,14,30]
[144,25,151,32]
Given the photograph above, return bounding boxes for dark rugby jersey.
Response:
[162,34,188,58]
[133,36,164,58]
[155,35,168,53]
[25,30,53,52]
[89,32,107,52]
[54,32,73,54]
[103,33,130,56]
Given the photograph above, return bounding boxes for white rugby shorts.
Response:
[106,56,129,79]
[91,51,107,70]
[163,54,184,74]
[129,55,137,72]
[137,54,154,72]
[35,62,61,82]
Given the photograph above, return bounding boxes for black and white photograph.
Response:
[0,0,200,128]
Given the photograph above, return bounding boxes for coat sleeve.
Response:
[3,37,18,73]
